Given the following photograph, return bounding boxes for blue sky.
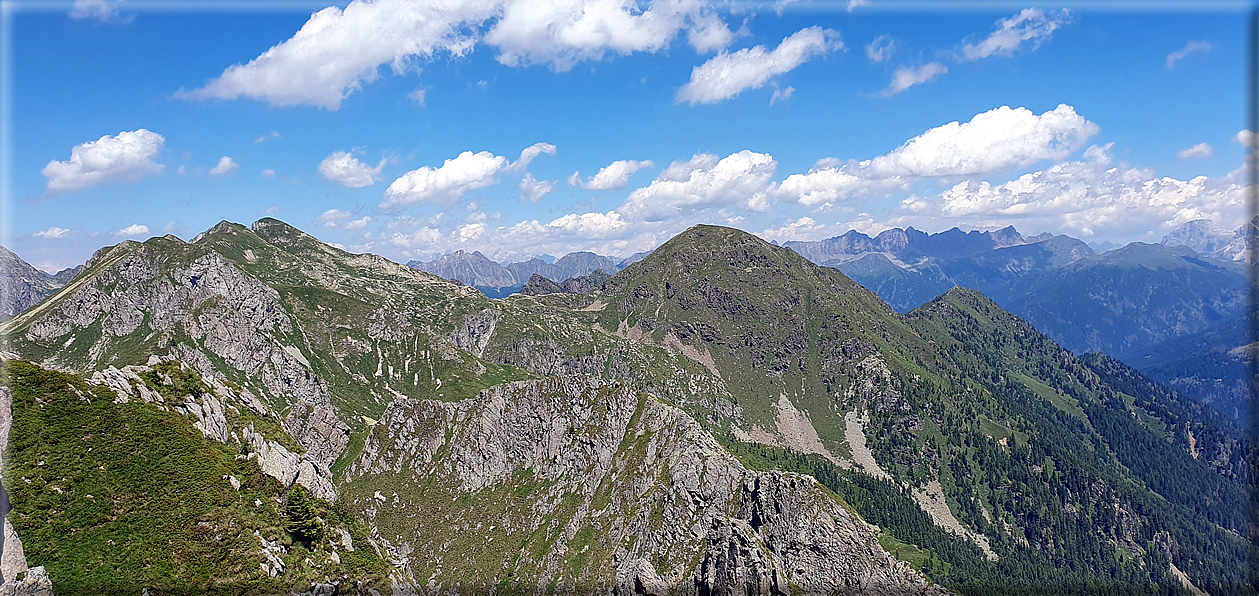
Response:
[2,0,1251,271]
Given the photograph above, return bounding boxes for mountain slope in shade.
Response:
[0,246,81,320]
[1115,311,1253,419]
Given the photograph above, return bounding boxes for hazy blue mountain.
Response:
[408,249,623,297]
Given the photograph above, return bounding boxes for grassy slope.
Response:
[2,360,389,594]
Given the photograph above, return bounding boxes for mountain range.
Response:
[772,221,1253,421]
[406,250,636,297]
[0,218,1251,594]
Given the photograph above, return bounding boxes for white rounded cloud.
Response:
[383,150,510,207]
[867,104,1099,177]
[42,129,165,195]
[319,151,385,188]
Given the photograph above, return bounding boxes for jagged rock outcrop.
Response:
[344,377,942,595]
[519,274,565,296]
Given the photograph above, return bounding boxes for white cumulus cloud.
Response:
[383,150,510,208]
[209,156,239,175]
[569,159,654,190]
[866,104,1098,177]
[1177,143,1213,160]
[487,0,733,69]
[677,27,841,105]
[42,129,165,195]
[181,0,734,110]
[546,211,627,237]
[893,144,1248,240]
[117,224,150,237]
[960,8,1071,62]
[1237,129,1257,149]
[1166,41,1210,69]
[34,227,71,240]
[319,151,386,187]
[879,62,946,97]
[619,150,777,221]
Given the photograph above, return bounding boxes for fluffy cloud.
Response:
[1177,143,1212,160]
[116,224,150,237]
[1235,129,1256,149]
[960,8,1070,61]
[519,173,556,202]
[775,165,900,208]
[866,104,1098,177]
[182,0,733,110]
[894,144,1248,239]
[486,0,733,69]
[319,151,386,187]
[619,151,777,221]
[865,34,895,63]
[677,27,841,105]
[34,227,71,239]
[879,62,946,97]
[383,150,510,207]
[546,211,627,237]
[42,129,165,195]
[1166,41,1210,69]
[209,156,239,175]
[569,159,654,190]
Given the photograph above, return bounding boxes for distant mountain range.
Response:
[0,246,81,320]
[778,218,1253,420]
[406,250,637,297]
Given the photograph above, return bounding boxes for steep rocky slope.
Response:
[341,376,941,595]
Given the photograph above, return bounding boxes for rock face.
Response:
[1161,219,1234,255]
[518,273,565,296]
[344,377,942,595]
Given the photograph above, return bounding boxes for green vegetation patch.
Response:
[1,360,387,594]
